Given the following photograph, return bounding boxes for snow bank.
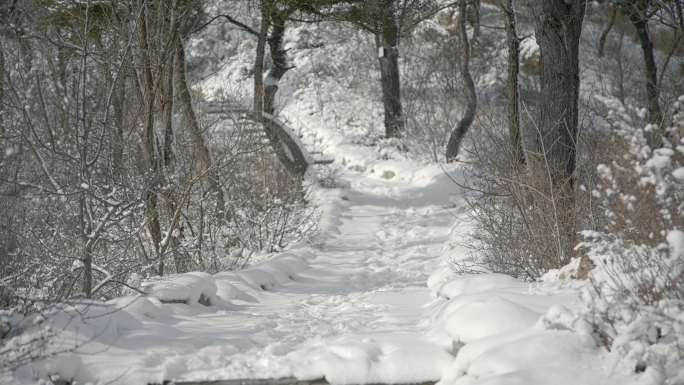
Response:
[436,295,541,343]
[432,274,524,300]
[289,334,453,385]
[427,260,602,384]
[136,252,310,308]
[141,272,219,306]
[439,329,608,385]
[234,253,310,292]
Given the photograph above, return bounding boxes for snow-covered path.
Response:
[155,170,462,383]
[19,164,463,385]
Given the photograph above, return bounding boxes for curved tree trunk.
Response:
[254,5,309,177]
[627,5,663,136]
[263,10,291,115]
[597,6,617,58]
[446,0,477,162]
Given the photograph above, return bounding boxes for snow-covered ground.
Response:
[6,140,635,385]
[7,154,461,384]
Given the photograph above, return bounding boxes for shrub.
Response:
[579,95,684,379]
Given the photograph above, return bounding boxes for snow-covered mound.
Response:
[288,334,454,385]
[142,272,219,306]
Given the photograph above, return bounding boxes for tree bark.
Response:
[501,0,525,166]
[469,0,481,39]
[138,3,164,274]
[597,6,617,58]
[376,0,404,138]
[254,2,270,118]
[446,0,477,162]
[0,43,18,267]
[263,10,291,115]
[253,5,309,177]
[160,5,190,274]
[534,0,585,266]
[627,5,663,131]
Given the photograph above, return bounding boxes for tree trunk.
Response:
[254,2,270,117]
[253,6,309,177]
[469,0,481,39]
[0,44,18,267]
[627,6,663,132]
[138,4,163,274]
[534,0,585,266]
[376,0,404,138]
[616,29,626,103]
[263,10,291,115]
[501,0,525,166]
[597,6,617,58]
[160,6,190,274]
[446,0,477,162]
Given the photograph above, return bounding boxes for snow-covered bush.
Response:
[579,95,684,380]
[457,117,602,279]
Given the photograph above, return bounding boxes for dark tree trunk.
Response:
[263,11,291,115]
[446,0,477,162]
[597,6,617,58]
[534,0,585,266]
[469,0,481,39]
[376,0,403,138]
[112,73,126,179]
[253,6,309,177]
[501,0,525,166]
[627,6,663,130]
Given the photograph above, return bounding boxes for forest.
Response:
[0,0,683,384]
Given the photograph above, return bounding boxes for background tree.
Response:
[328,0,440,138]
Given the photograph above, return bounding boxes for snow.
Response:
[289,334,454,385]
[439,329,609,385]
[668,230,684,259]
[141,272,220,306]
[673,167,684,181]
